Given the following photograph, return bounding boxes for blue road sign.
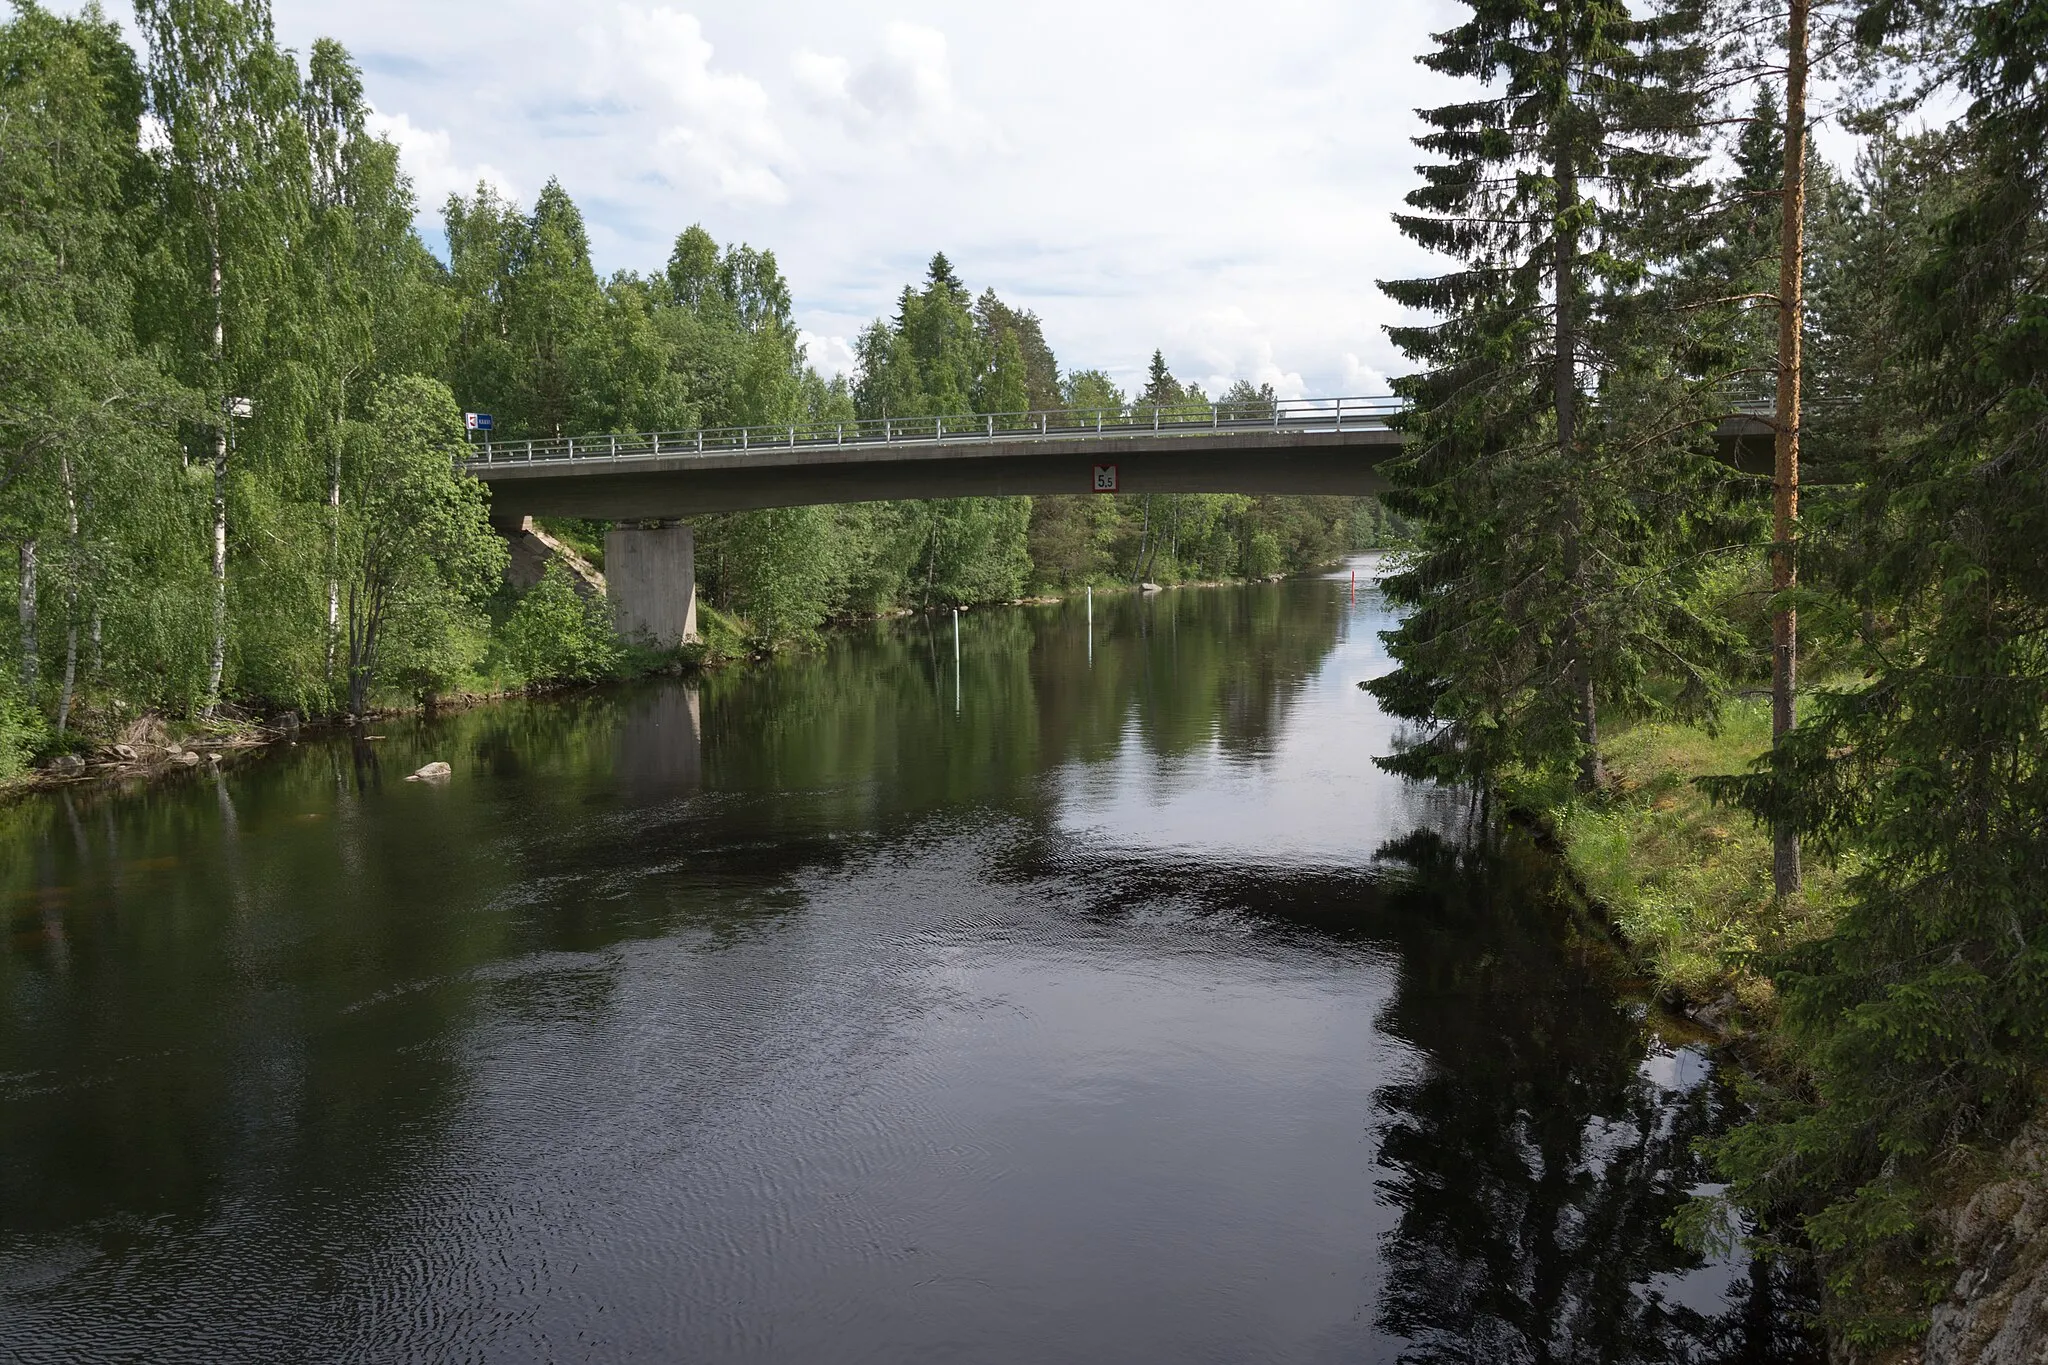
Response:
[466,412,495,432]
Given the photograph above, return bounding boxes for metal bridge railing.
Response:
[463,394,1409,468]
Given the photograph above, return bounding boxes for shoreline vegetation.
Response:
[1,566,1372,803]
[1508,700,1847,1030]
[1360,2,2048,1355]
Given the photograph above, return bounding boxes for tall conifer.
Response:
[1370,0,1725,791]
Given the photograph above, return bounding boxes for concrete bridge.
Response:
[470,395,1775,646]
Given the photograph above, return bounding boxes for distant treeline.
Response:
[0,0,1400,770]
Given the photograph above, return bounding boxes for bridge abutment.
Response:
[605,521,698,648]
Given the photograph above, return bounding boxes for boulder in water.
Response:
[406,761,452,783]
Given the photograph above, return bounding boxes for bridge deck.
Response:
[469,394,1778,522]
[474,419,1404,521]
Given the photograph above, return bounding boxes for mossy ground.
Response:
[1506,696,1852,1023]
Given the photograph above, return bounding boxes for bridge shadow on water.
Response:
[0,577,1815,1363]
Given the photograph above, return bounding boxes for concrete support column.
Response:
[605,521,698,647]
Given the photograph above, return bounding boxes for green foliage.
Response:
[1368,0,1736,794]
[696,505,842,644]
[0,667,41,778]
[336,375,505,710]
[1692,4,2048,1339]
[0,11,1415,796]
[494,562,620,686]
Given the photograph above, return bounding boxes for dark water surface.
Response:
[1,565,1815,1363]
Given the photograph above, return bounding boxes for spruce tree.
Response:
[507,179,604,439]
[1140,349,1182,408]
[1369,0,1726,792]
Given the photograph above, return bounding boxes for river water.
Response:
[0,562,1815,1363]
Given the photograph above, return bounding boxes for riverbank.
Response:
[4,567,1376,803]
[1512,704,2048,1365]
[1502,697,1846,1030]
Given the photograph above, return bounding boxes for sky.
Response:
[228,0,1471,401]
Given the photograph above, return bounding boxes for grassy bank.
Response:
[1503,697,1850,1028]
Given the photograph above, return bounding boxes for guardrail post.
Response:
[937,416,945,440]
[1153,406,1160,432]
[652,432,660,455]
[610,434,617,458]
[885,417,892,442]
[837,422,844,445]
[789,423,796,448]
[1336,398,1343,432]
[743,428,749,451]
[987,414,993,438]
[697,430,703,452]
[569,436,576,458]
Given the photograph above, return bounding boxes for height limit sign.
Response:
[1091,464,1118,493]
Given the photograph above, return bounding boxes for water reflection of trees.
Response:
[692,581,1344,814]
[1366,831,1817,1365]
[990,826,1818,1364]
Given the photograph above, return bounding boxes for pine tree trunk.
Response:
[17,539,36,697]
[1554,102,1603,793]
[1771,0,1809,897]
[205,239,229,705]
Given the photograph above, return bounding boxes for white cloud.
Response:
[1171,308,1309,401]
[581,6,792,204]
[1342,353,1391,395]
[792,22,995,154]
[798,330,857,379]
[367,110,516,208]
[263,0,1461,393]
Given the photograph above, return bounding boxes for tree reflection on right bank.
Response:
[1365,828,1818,1364]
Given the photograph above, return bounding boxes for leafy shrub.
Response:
[494,563,622,685]
[0,675,42,780]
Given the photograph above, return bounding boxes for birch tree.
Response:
[136,0,304,705]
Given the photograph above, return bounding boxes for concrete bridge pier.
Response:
[605,521,698,647]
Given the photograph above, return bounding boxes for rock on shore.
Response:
[1919,1115,2048,1364]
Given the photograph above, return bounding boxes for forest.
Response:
[1370,0,2048,1350]
[0,0,1394,774]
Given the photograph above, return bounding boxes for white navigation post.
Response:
[1087,586,1093,667]
[952,608,961,715]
